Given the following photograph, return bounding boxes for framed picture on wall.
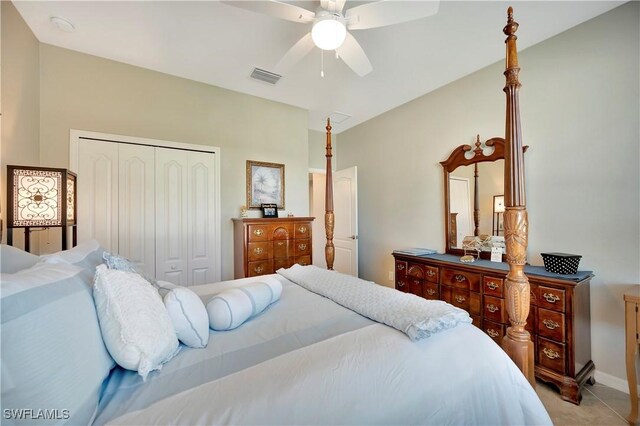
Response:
[246,160,285,209]
[261,203,278,218]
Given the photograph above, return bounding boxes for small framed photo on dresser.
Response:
[261,203,278,218]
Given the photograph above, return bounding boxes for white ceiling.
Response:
[13,1,624,133]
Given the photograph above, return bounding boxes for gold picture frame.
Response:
[246,160,285,209]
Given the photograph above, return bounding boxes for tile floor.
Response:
[537,380,634,425]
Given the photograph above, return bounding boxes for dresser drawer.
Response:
[483,276,504,297]
[407,264,425,278]
[294,223,312,238]
[441,268,481,292]
[295,255,311,266]
[538,337,566,374]
[538,286,565,312]
[273,257,294,270]
[395,260,408,276]
[272,223,294,240]
[423,282,439,300]
[294,239,311,256]
[273,240,292,259]
[424,266,438,283]
[537,308,566,342]
[247,242,272,261]
[247,225,270,242]
[450,289,481,316]
[484,320,506,343]
[247,260,273,277]
[484,295,507,324]
[409,277,423,297]
[396,276,409,293]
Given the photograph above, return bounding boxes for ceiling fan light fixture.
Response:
[311,10,346,51]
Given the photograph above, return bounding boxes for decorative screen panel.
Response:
[11,168,63,227]
[67,175,76,223]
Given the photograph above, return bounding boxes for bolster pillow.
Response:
[206,277,282,331]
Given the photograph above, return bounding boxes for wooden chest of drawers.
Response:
[233,217,314,278]
[393,252,594,405]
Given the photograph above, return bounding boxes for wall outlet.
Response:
[388,271,394,281]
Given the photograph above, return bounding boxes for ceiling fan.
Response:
[222,0,440,77]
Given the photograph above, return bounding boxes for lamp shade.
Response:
[493,195,505,214]
[7,166,76,228]
[311,10,346,51]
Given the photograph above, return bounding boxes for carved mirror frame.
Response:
[441,136,527,259]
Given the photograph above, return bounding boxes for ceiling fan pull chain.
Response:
[321,50,325,78]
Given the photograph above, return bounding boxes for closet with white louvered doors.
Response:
[70,130,221,286]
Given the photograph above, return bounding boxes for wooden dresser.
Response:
[233,217,314,279]
[393,252,594,404]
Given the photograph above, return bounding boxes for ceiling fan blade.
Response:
[334,0,347,13]
[274,33,316,74]
[345,0,439,30]
[322,0,347,13]
[336,32,372,77]
[221,1,314,24]
[320,0,330,10]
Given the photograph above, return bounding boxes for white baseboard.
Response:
[594,370,639,395]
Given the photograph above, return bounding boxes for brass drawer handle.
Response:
[543,319,560,330]
[426,288,436,296]
[253,229,264,236]
[454,295,466,303]
[543,292,560,303]
[254,266,264,273]
[486,281,499,290]
[413,279,420,285]
[487,329,499,338]
[486,304,499,313]
[254,247,263,255]
[397,281,405,287]
[397,264,405,271]
[298,243,307,250]
[427,269,435,277]
[298,226,307,233]
[454,274,466,283]
[543,347,560,360]
[277,241,284,246]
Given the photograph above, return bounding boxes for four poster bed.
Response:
[1,9,551,425]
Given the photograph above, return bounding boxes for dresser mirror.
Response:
[441,136,527,258]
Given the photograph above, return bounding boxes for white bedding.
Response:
[98,275,551,425]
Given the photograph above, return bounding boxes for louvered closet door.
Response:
[77,140,119,252]
[118,144,155,277]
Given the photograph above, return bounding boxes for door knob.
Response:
[350,235,357,240]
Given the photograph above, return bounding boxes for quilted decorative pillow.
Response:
[93,265,179,379]
[157,280,209,348]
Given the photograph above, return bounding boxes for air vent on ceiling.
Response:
[250,68,281,85]
[328,112,351,124]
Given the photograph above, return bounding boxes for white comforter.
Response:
[99,275,551,425]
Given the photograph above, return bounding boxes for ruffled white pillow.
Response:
[93,265,179,379]
[207,276,282,331]
[157,280,209,348]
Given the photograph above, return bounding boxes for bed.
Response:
[1,7,548,426]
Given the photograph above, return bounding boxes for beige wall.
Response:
[338,2,639,387]
[308,128,336,171]
[1,1,40,249]
[38,44,309,278]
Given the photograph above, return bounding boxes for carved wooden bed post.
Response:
[501,7,535,386]
[324,118,335,270]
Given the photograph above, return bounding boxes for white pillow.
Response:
[157,280,209,348]
[0,244,40,273]
[93,265,179,379]
[207,277,283,331]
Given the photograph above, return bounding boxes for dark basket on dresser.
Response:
[541,252,582,275]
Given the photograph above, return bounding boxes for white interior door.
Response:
[77,140,119,252]
[333,167,358,276]
[186,151,217,285]
[449,177,472,246]
[118,144,155,277]
[155,148,189,285]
